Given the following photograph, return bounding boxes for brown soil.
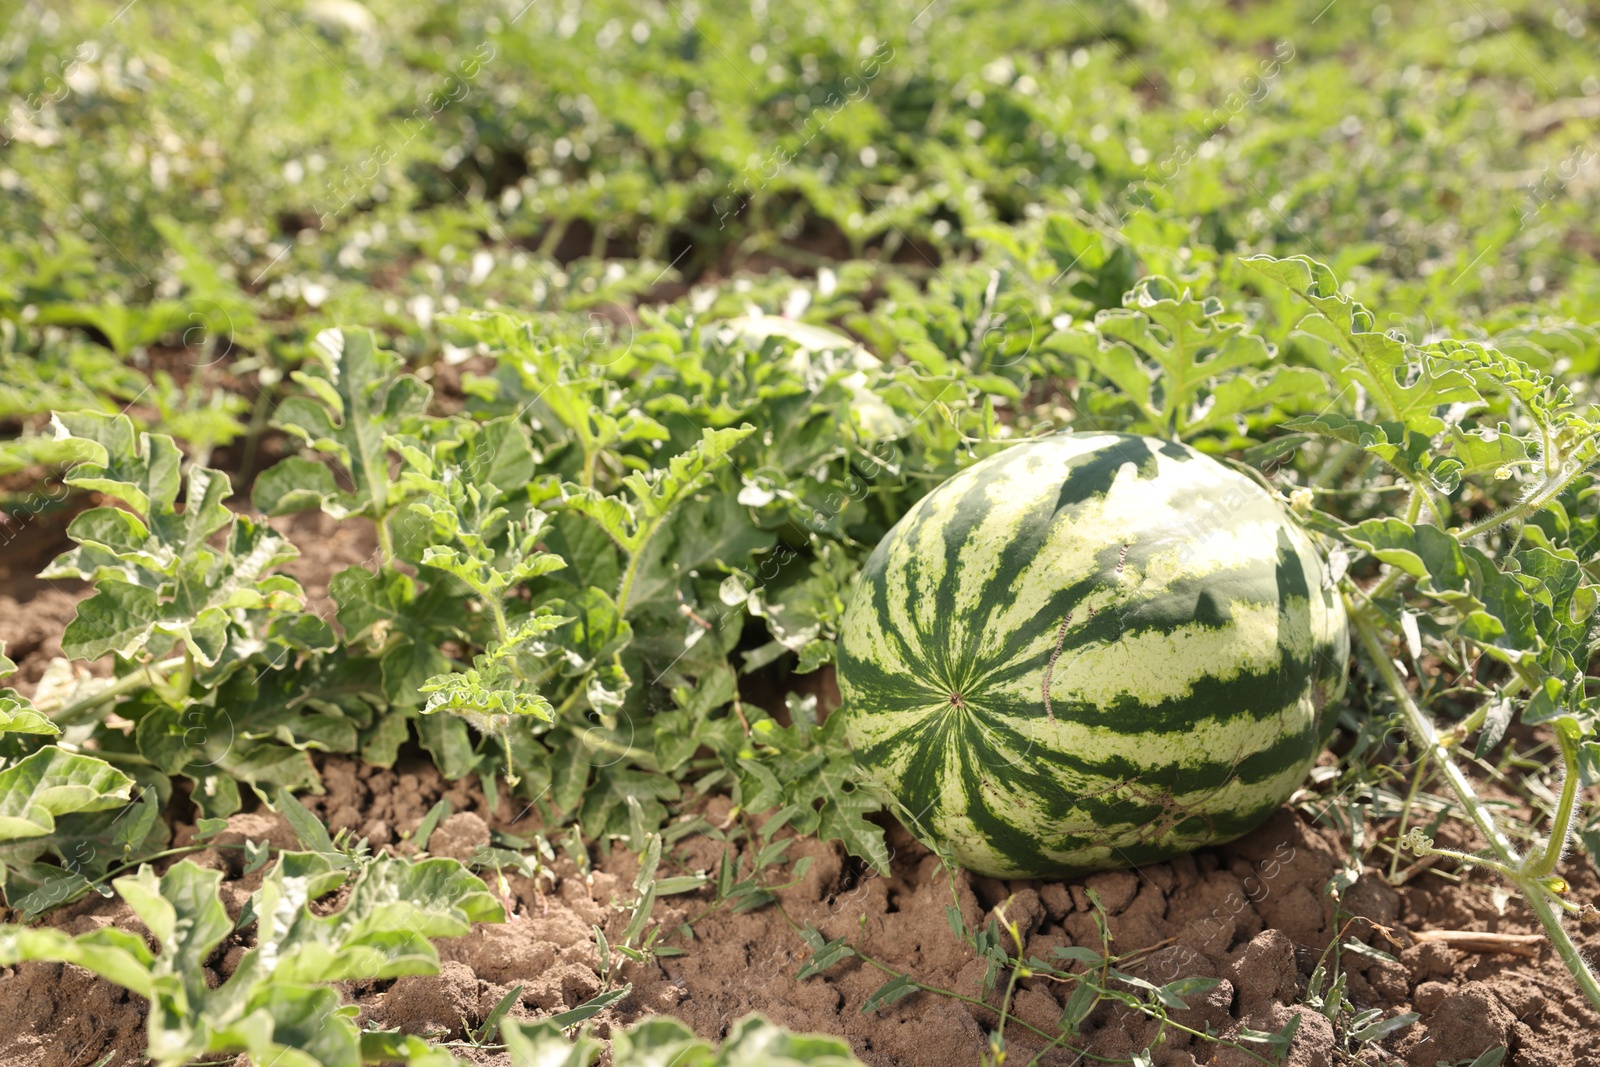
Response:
[266,507,383,624]
[4,491,1599,1067]
[3,745,1597,1067]
[0,587,89,693]
[0,496,91,691]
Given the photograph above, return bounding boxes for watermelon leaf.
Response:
[559,426,754,563]
[43,412,310,670]
[1058,276,1309,441]
[0,644,57,738]
[255,328,431,554]
[1244,255,1483,435]
[446,311,670,487]
[1284,413,1463,494]
[0,748,134,848]
[1,846,504,1066]
[389,418,575,740]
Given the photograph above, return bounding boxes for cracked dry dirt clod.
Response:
[6,758,1597,1067]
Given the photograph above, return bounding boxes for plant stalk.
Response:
[487,595,511,649]
[1524,721,1583,880]
[1456,448,1598,541]
[375,512,396,565]
[615,538,650,616]
[1358,560,1412,609]
[1403,485,1425,525]
[1385,747,1431,885]
[41,656,188,726]
[1348,599,1600,1011]
[1350,602,1518,858]
[168,646,195,705]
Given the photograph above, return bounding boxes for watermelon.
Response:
[837,432,1348,878]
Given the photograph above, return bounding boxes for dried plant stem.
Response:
[1410,930,1544,957]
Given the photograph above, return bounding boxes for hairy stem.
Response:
[1403,485,1425,524]
[616,550,644,616]
[1350,602,1517,858]
[582,446,600,490]
[573,724,648,762]
[1410,845,1523,881]
[1357,560,1413,609]
[1523,888,1600,998]
[487,594,511,649]
[1524,720,1583,880]
[1456,449,1597,541]
[616,516,669,616]
[376,510,396,565]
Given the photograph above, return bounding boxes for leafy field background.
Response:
[1,0,1599,1064]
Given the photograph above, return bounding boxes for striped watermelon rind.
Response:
[837,432,1348,879]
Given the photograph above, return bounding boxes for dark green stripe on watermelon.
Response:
[838,432,1348,879]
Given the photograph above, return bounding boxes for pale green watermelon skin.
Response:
[837,433,1348,879]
